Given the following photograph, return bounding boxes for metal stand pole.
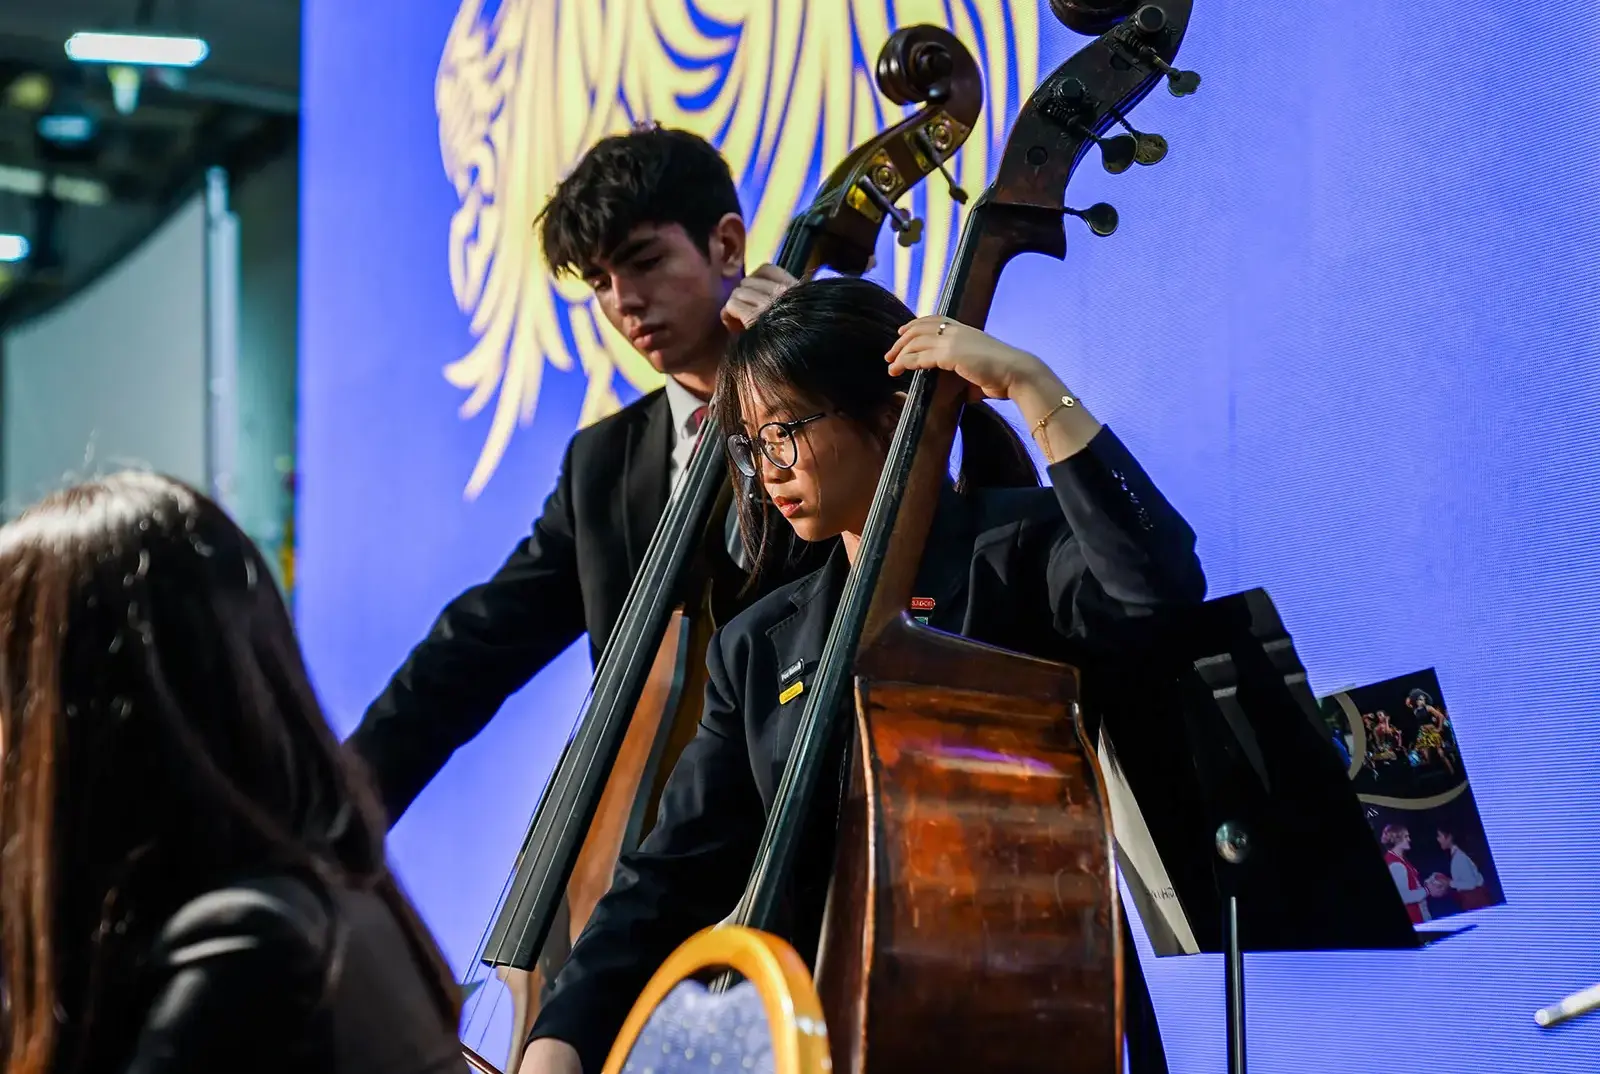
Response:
[1223,893,1246,1074]
[1215,822,1251,1074]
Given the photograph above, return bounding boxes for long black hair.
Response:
[713,275,1039,579]
[0,472,459,1074]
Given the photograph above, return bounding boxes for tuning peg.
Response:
[1041,77,1142,173]
[1126,7,1201,95]
[1132,4,1169,32]
[1125,7,1200,96]
[1098,133,1139,174]
[913,130,969,203]
[1138,46,1201,96]
[1068,202,1118,237]
[1050,77,1090,112]
[856,177,925,247]
[1109,109,1168,165]
[1067,122,1138,175]
[1166,68,1202,96]
[1134,132,1169,165]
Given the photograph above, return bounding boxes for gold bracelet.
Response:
[1031,393,1078,463]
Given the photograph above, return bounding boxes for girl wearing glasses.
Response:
[523,276,1204,1074]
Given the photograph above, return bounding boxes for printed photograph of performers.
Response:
[1319,669,1505,922]
[1318,670,1463,800]
[1365,791,1506,922]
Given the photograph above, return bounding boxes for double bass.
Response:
[458,24,989,1072]
[634,3,1202,1072]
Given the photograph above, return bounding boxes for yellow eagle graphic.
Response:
[437,0,1036,498]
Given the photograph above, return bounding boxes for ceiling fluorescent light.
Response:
[65,32,209,68]
[51,175,110,206]
[0,165,110,207]
[0,166,45,197]
[0,235,31,263]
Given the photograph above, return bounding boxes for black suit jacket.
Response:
[347,389,823,822]
[121,873,463,1073]
[528,426,1207,1074]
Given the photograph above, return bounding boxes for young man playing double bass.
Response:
[346,125,798,822]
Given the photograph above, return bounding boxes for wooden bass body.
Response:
[819,670,1119,1073]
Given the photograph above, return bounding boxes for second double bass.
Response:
[749,5,1203,1070]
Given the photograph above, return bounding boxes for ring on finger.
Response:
[938,321,950,335]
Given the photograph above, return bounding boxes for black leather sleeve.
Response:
[346,440,588,823]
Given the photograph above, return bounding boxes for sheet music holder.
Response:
[1088,589,1470,1074]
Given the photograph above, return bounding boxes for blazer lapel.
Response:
[752,492,970,797]
[908,482,978,631]
[621,390,674,570]
[758,544,850,794]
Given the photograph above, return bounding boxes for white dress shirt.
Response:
[662,375,710,498]
[660,375,750,569]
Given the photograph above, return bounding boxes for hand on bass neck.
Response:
[882,315,1102,464]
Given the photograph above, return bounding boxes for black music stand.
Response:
[1092,589,1471,1074]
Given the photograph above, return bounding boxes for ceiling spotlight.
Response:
[64,31,210,68]
[0,235,31,263]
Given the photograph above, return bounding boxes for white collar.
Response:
[662,375,709,440]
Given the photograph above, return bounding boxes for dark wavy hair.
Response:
[0,473,459,1074]
[713,276,1040,579]
[536,124,742,276]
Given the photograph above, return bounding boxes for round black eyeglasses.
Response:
[726,413,827,477]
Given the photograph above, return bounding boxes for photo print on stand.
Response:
[1318,669,1505,924]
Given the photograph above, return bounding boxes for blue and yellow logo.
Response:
[436,0,1035,497]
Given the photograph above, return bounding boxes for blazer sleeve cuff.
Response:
[1048,426,1159,532]
[1046,425,1204,603]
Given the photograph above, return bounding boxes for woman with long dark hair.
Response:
[520,276,1206,1074]
[0,473,464,1073]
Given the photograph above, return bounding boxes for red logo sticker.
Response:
[910,597,936,611]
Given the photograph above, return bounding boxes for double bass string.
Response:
[462,430,721,954]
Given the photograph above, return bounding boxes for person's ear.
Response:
[875,395,907,441]
[710,213,747,278]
